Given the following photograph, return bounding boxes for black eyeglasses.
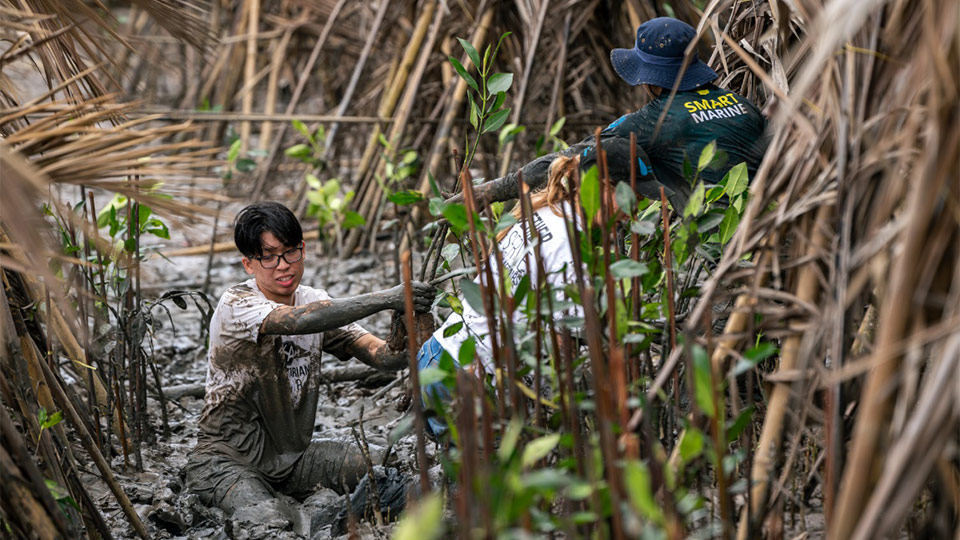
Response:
[255,242,304,269]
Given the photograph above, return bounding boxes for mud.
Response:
[77,234,433,540]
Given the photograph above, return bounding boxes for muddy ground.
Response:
[81,230,433,540]
[73,217,833,540]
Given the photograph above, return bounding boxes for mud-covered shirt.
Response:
[433,204,583,372]
[195,279,368,482]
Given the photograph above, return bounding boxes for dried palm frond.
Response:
[678,0,960,538]
[128,0,217,54]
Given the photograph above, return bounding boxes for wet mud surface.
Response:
[83,245,430,539]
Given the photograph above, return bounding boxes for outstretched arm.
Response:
[260,282,434,335]
[344,333,409,371]
[448,143,590,207]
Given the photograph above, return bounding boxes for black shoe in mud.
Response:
[327,466,417,537]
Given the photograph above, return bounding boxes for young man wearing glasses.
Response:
[185,201,434,532]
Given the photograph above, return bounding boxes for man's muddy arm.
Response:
[260,282,434,335]
[346,334,409,371]
[447,143,589,206]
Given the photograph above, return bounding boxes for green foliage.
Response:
[45,479,80,515]
[36,407,63,446]
[392,494,444,540]
[535,117,569,157]
[304,175,363,234]
[283,120,365,253]
[95,194,171,260]
[449,32,514,170]
[579,165,601,224]
[399,107,762,537]
[285,121,326,169]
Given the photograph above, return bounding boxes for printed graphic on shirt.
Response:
[498,212,555,287]
[279,340,311,403]
[604,114,628,132]
[683,92,749,124]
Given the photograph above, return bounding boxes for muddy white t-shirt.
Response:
[433,204,583,373]
[196,279,367,481]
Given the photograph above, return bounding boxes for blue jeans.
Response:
[416,336,457,438]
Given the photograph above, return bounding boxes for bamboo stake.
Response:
[396,7,495,255]
[0,293,73,540]
[544,12,570,136]
[251,0,348,200]
[240,0,260,154]
[203,2,250,146]
[259,20,292,152]
[829,119,949,540]
[0,410,72,540]
[499,0,550,177]
[737,203,833,540]
[316,0,438,217]
[35,340,152,540]
[351,0,438,203]
[0,230,129,444]
[346,0,454,255]
[321,0,391,161]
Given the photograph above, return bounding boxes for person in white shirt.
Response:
[418,140,658,437]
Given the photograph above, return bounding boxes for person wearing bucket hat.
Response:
[610,17,718,91]
[600,17,768,206]
[459,17,768,214]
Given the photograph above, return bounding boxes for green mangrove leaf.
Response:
[487,72,514,94]
[624,460,663,523]
[692,345,716,418]
[457,37,481,69]
[580,165,600,223]
[719,205,741,245]
[522,433,561,468]
[724,162,749,198]
[448,56,478,92]
[698,140,717,171]
[483,108,511,134]
[388,190,425,206]
[615,182,637,216]
[609,259,649,279]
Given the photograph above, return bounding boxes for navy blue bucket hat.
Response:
[610,17,717,91]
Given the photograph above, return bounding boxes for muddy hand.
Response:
[410,281,435,312]
[386,281,435,312]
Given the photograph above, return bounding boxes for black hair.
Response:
[233,202,303,258]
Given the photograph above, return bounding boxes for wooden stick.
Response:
[35,331,151,539]
[344,0,448,255]
[737,204,832,540]
[251,0,348,200]
[321,0,391,162]
[498,0,550,177]
[240,0,260,153]
[401,251,430,495]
